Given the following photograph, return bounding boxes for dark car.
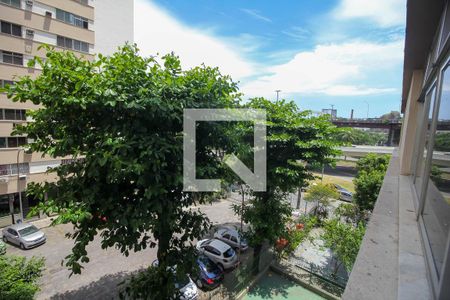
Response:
[193,255,224,289]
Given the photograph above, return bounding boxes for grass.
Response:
[335,160,357,168]
[310,173,355,193]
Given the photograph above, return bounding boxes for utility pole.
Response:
[364,101,369,119]
[275,90,281,101]
[16,148,24,222]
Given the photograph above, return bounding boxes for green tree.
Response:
[304,183,339,221]
[7,45,239,299]
[234,98,342,274]
[353,154,390,212]
[0,255,45,300]
[321,219,365,274]
[434,132,450,152]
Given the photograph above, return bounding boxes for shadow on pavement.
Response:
[48,271,132,300]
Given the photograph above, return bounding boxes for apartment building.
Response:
[0,0,133,227]
[344,0,450,299]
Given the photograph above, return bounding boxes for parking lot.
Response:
[3,199,243,299]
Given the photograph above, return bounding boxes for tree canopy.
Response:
[234,98,343,273]
[7,45,240,299]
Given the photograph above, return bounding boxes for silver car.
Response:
[2,223,46,250]
[196,239,238,270]
[214,228,248,251]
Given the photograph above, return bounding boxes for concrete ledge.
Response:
[343,151,432,300]
[343,153,400,300]
[397,176,431,299]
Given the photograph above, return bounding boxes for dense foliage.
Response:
[304,183,340,222]
[233,98,342,273]
[335,128,387,146]
[353,154,390,212]
[321,219,365,274]
[0,255,45,300]
[434,132,450,152]
[7,45,239,299]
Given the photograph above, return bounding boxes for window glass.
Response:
[231,236,238,243]
[422,64,450,279]
[11,24,21,37]
[73,40,81,51]
[17,137,26,146]
[4,109,15,120]
[12,53,22,65]
[1,21,11,35]
[11,0,19,7]
[81,42,89,53]
[0,138,5,148]
[56,9,64,21]
[65,38,73,49]
[415,87,437,196]
[57,36,65,47]
[7,137,17,148]
[2,51,13,64]
[223,234,230,240]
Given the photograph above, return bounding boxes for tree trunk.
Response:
[296,187,302,209]
[156,207,172,300]
[252,243,263,275]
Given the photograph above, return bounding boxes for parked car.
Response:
[333,184,353,202]
[214,228,248,251]
[196,239,238,270]
[193,255,224,289]
[2,223,46,249]
[151,260,199,300]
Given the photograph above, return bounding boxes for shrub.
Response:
[0,255,45,300]
[0,240,6,255]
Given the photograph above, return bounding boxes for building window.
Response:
[57,36,89,53]
[421,62,450,279]
[0,163,29,176]
[0,136,27,148]
[1,21,22,37]
[55,9,89,29]
[0,108,26,120]
[1,51,23,66]
[0,0,20,8]
[0,79,14,89]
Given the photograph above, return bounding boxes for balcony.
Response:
[343,151,432,299]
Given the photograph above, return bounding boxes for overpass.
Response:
[339,146,450,167]
[332,118,450,146]
[332,119,402,146]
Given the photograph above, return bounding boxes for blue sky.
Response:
[134,0,406,118]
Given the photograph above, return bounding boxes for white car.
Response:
[214,228,248,251]
[151,260,198,300]
[196,239,238,270]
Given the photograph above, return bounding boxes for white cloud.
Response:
[333,0,405,27]
[134,0,255,80]
[240,39,403,97]
[240,9,272,23]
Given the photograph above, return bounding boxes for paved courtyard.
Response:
[4,199,240,299]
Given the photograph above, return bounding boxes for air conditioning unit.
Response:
[19,174,27,180]
[25,29,34,38]
[25,0,33,7]
[45,11,52,18]
[0,177,9,184]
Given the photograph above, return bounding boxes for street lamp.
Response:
[16,148,26,222]
[275,90,281,101]
[364,101,369,119]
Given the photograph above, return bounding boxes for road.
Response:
[4,200,240,300]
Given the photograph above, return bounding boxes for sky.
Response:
[134,0,406,118]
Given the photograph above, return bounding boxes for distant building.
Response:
[0,0,134,227]
[321,108,337,119]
